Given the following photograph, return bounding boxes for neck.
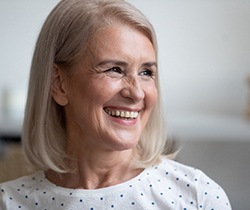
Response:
[46,146,142,189]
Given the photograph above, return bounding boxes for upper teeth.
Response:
[105,109,139,119]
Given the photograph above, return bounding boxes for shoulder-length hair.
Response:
[22,0,174,172]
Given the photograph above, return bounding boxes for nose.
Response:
[120,76,145,102]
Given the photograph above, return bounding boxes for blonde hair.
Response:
[22,0,174,172]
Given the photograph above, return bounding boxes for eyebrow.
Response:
[97,59,128,68]
[96,59,157,69]
[141,61,158,69]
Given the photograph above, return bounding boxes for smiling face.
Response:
[53,25,157,153]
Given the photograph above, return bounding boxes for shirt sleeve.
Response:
[195,170,232,210]
[0,185,7,210]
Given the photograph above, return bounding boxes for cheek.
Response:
[145,84,158,109]
[85,79,121,108]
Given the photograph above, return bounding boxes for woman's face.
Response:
[59,25,157,152]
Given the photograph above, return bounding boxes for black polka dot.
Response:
[0,159,230,210]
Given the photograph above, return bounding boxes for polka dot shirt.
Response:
[0,158,231,210]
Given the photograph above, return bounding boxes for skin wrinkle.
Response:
[122,74,144,103]
[47,25,157,189]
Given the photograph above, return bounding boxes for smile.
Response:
[104,108,139,119]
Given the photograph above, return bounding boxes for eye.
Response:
[139,69,155,78]
[106,67,123,74]
[103,66,124,78]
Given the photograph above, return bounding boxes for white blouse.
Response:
[0,157,231,210]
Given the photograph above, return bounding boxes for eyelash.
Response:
[139,69,154,78]
[105,67,155,78]
[109,67,123,73]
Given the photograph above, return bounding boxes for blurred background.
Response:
[0,0,249,209]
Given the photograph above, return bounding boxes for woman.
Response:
[0,0,231,209]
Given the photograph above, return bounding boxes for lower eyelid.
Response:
[104,71,123,78]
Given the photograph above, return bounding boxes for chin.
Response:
[108,136,139,151]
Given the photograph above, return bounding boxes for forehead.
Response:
[85,25,156,62]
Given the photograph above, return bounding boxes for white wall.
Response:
[0,0,250,138]
[0,0,59,132]
[127,0,250,142]
[129,0,250,117]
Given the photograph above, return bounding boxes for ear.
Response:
[51,64,69,106]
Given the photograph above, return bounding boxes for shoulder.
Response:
[154,156,210,182]
[153,157,232,209]
[0,171,44,209]
[0,171,44,190]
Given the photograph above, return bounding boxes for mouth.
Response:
[104,108,139,120]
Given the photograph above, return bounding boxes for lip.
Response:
[106,113,138,126]
[103,106,141,126]
[103,106,142,112]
